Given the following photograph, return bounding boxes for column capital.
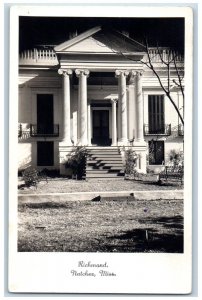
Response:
[115,70,129,78]
[75,69,90,77]
[110,98,118,104]
[128,71,136,84]
[135,70,144,77]
[58,68,72,76]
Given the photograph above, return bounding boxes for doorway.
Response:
[92,110,111,146]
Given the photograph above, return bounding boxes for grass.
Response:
[18,177,183,194]
[18,198,183,253]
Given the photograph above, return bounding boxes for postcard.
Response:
[9,4,193,294]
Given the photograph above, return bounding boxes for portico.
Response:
[58,68,145,147]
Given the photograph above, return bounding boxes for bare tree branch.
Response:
[103,33,184,124]
[173,54,185,100]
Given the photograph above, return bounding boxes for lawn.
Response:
[18,198,183,253]
[18,177,183,194]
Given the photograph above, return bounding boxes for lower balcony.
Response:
[18,124,22,137]
[178,124,184,136]
[30,124,59,137]
[144,124,171,136]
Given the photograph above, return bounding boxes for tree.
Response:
[141,41,184,125]
[106,34,184,125]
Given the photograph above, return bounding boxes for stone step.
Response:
[87,147,119,151]
[88,157,122,160]
[86,166,124,171]
[88,151,120,155]
[86,173,124,178]
[87,157,122,161]
[87,164,123,170]
[87,154,122,160]
[86,170,124,174]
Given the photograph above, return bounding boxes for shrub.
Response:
[64,146,88,180]
[168,150,184,167]
[124,149,138,176]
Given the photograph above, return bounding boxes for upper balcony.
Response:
[30,124,59,137]
[19,48,58,66]
[144,47,184,64]
[144,124,171,136]
[19,47,184,66]
[178,124,184,136]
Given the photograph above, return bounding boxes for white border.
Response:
[8,4,193,294]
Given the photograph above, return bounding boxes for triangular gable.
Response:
[61,36,114,53]
[54,26,146,54]
[54,26,101,52]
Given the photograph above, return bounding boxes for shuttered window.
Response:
[148,95,165,134]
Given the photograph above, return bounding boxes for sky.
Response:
[19,17,185,53]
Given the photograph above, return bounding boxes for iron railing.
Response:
[144,124,171,136]
[178,124,184,136]
[30,124,59,137]
[18,123,22,137]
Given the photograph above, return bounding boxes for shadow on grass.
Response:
[103,216,183,253]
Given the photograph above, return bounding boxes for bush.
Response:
[64,146,88,180]
[168,150,184,167]
[124,149,138,176]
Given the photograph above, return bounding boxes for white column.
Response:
[128,71,136,143]
[111,98,118,146]
[75,69,89,145]
[136,71,144,141]
[58,68,72,145]
[115,70,129,144]
[87,101,92,145]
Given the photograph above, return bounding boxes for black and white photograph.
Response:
[8,4,193,294]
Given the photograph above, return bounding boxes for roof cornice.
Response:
[54,26,101,52]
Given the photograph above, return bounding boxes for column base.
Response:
[60,139,73,147]
[59,143,73,176]
[77,140,89,147]
[118,139,129,146]
[133,139,147,147]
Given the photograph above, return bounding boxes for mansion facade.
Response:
[18,26,184,177]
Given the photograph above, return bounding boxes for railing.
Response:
[178,124,184,136]
[30,124,59,137]
[144,124,171,136]
[19,47,183,65]
[18,123,22,137]
[19,49,58,65]
[146,48,184,63]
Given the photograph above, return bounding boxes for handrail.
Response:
[144,124,171,136]
[30,124,59,137]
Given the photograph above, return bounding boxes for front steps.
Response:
[86,148,125,179]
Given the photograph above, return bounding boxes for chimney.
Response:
[122,30,129,38]
[69,30,78,40]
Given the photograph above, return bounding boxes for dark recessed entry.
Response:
[37,141,54,166]
[92,110,111,146]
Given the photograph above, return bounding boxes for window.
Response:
[149,140,164,165]
[37,94,54,134]
[37,141,54,166]
[148,95,165,134]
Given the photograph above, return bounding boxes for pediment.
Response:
[62,36,114,53]
[54,26,146,55]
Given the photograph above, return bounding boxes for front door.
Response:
[92,110,110,145]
